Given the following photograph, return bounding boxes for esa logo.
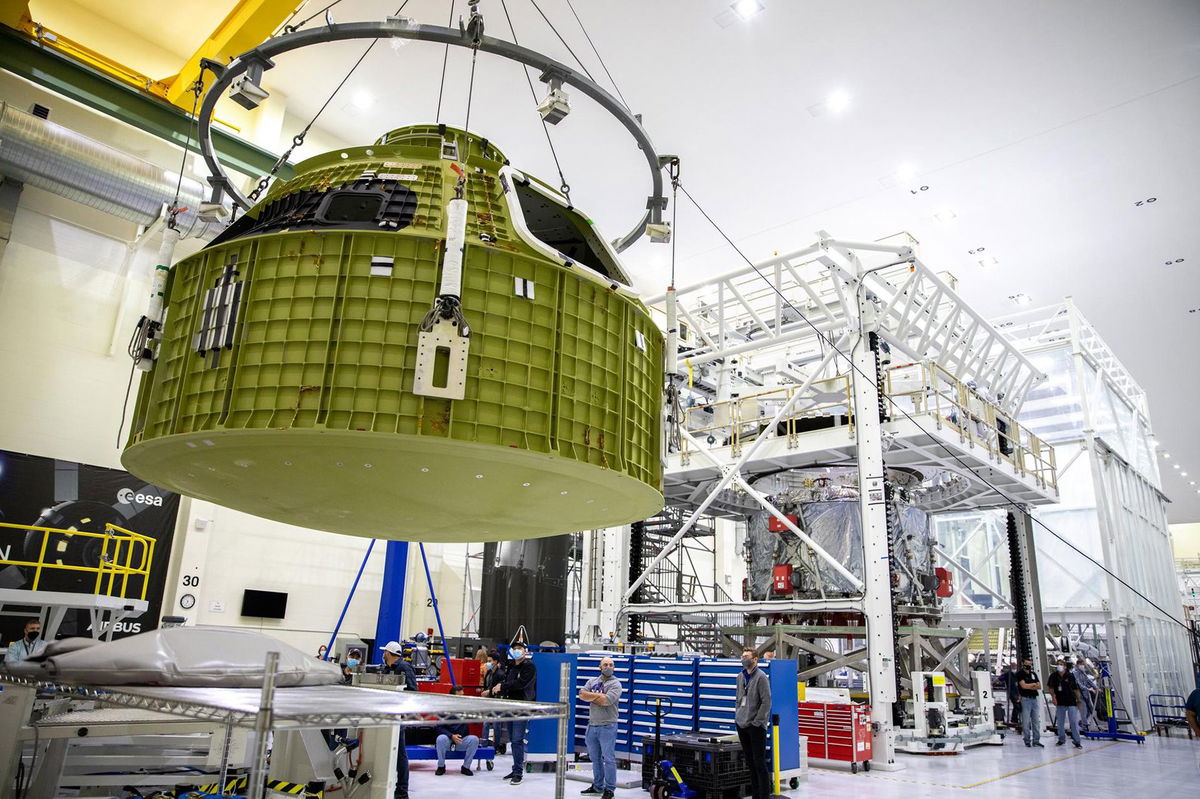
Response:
[118,487,163,507]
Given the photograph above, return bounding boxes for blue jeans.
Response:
[507,720,528,773]
[585,724,618,791]
[1055,704,1080,745]
[437,733,480,766]
[1021,697,1041,745]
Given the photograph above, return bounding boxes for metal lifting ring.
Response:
[196,19,668,252]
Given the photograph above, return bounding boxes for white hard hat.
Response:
[380,641,404,655]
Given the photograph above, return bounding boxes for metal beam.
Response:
[163,0,297,107]
[0,26,293,181]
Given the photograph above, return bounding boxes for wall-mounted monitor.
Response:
[240,589,287,619]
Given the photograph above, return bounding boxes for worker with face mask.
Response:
[1016,657,1044,747]
[482,650,508,749]
[6,618,46,664]
[579,656,622,799]
[1047,659,1083,748]
[489,642,537,784]
[735,647,772,799]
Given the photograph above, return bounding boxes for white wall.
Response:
[1171,522,1200,560]
[0,74,473,654]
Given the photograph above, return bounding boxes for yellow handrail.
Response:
[0,521,156,601]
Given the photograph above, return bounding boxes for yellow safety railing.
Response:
[0,522,156,601]
[884,362,1058,492]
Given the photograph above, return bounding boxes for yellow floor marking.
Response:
[958,741,1119,788]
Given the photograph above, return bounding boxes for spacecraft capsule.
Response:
[122,125,664,541]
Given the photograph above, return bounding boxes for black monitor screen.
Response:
[240,589,288,619]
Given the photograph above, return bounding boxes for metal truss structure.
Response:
[935,299,1195,726]
[619,234,1061,765]
[719,623,973,690]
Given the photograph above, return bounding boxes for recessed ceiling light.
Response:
[731,0,765,20]
[896,163,918,181]
[1009,293,1032,306]
[826,89,852,113]
[352,90,374,109]
[1164,452,1171,458]
[1173,463,1180,469]
[933,208,957,223]
[977,256,999,267]
[1182,472,1189,477]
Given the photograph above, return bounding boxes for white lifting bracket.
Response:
[415,177,472,400]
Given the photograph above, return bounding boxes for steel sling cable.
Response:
[673,179,1199,644]
[435,0,457,124]
[250,0,415,204]
[526,0,597,82]
[564,0,630,111]
[499,0,572,199]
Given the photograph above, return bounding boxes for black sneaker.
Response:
[436,766,447,775]
[582,789,602,795]
[1073,743,1082,749]
[504,772,519,781]
[462,766,474,776]
[601,791,613,799]
[1056,741,1064,746]
[1034,742,1045,748]
[510,774,523,786]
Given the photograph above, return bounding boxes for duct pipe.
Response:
[0,102,226,240]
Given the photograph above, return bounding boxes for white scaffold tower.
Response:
[621,233,1061,765]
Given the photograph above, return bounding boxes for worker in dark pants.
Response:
[381,641,419,799]
[489,642,537,784]
[735,647,772,799]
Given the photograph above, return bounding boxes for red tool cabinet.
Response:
[798,701,873,772]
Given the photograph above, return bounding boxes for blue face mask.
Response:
[347,659,360,667]
[510,648,524,660]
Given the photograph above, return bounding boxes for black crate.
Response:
[641,735,750,792]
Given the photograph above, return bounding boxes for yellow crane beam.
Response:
[0,0,28,29]
[163,0,299,107]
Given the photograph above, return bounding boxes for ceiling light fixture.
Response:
[352,90,374,109]
[977,256,999,267]
[731,0,765,20]
[933,208,957,223]
[1163,452,1171,459]
[826,89,852,114]
[1008,293,1032,306]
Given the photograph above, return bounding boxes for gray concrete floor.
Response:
[407,731,1199,797]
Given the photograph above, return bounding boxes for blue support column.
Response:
[373,540,409,664]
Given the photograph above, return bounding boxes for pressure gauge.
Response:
[179,593,196,610]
